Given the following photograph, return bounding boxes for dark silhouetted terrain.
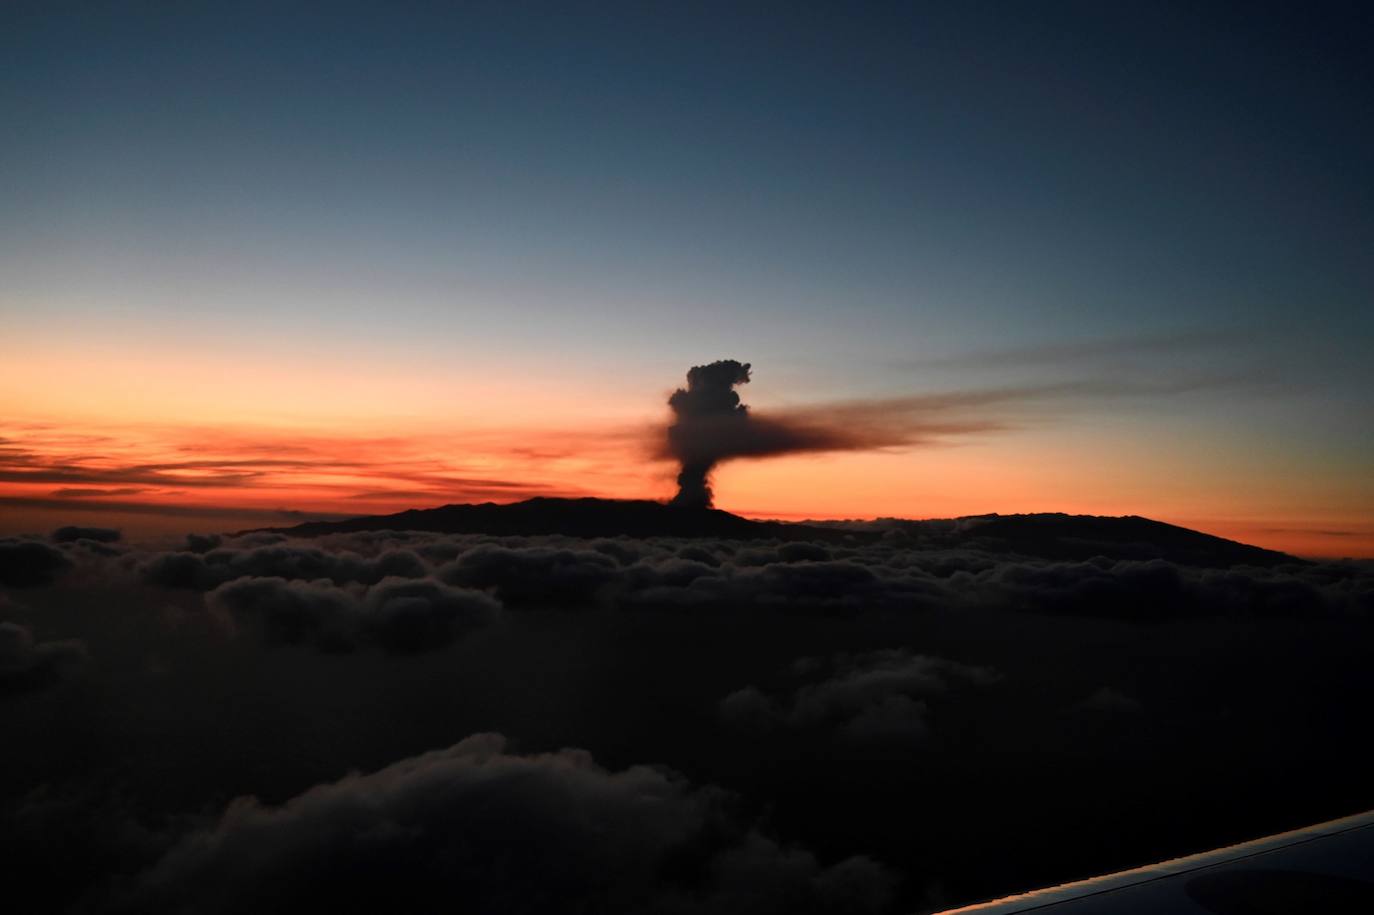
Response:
[267,497,1296,568]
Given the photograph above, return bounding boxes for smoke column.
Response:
[662,360,1093,508]
[664,359,1003,508]
[667,360,752,508]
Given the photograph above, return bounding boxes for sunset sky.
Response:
[3,2,1371,556]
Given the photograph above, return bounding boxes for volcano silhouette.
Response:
[263,497,1296,568]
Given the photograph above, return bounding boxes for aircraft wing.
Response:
[933,809,1374,914]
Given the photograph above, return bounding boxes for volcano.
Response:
[262,497,1297,568]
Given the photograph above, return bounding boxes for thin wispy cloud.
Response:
[899,329,1251,371]
[0,423,624,525]
[0,495,356,522]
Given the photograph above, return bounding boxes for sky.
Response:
[2,1,1371,556]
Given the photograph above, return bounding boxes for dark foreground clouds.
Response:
[438,543,622,606]
[954,555,1372,619]
[136,541,428,590]
[0,537,74,587]
[113,529,1374,621]
[3,526,1374,913]
[722,650,1000,743]
[0,620,87,695]
[206,575,500,654]
[114,733,892,915]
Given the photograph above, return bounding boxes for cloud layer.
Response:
[0,620,88,695]
[206,575,500,655]
[109,528,1374,620]
[3,523,1373,913]
[118,733,892,915]
[722,649,1000,742]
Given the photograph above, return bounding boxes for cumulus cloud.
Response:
[657,559,943,612]
[136,543,430,591]
[5,522,1374,913]
[0,537,72,587]
[0,621,88,695]
[722,650,999,742]
[361,578,501,654]
[184,533,223,554]
[438,543,621,606]
[115,733,895,915]
[105,529,1374,620]
[955,555,1364,620]
[205,576,500,655]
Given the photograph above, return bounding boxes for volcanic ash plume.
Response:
[667,360,753,508]
[663,359,1035,508]
[663,358,930,508]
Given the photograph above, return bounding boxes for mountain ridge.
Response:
[260,497,1298,569]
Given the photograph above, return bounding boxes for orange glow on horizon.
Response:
[1,418,1369,559]
[3,336,1368,558]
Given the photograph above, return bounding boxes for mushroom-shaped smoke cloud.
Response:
[667,360,753,508]
[661,356,1260,510]
[663,359,1026,508]
[665,359,884,507]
